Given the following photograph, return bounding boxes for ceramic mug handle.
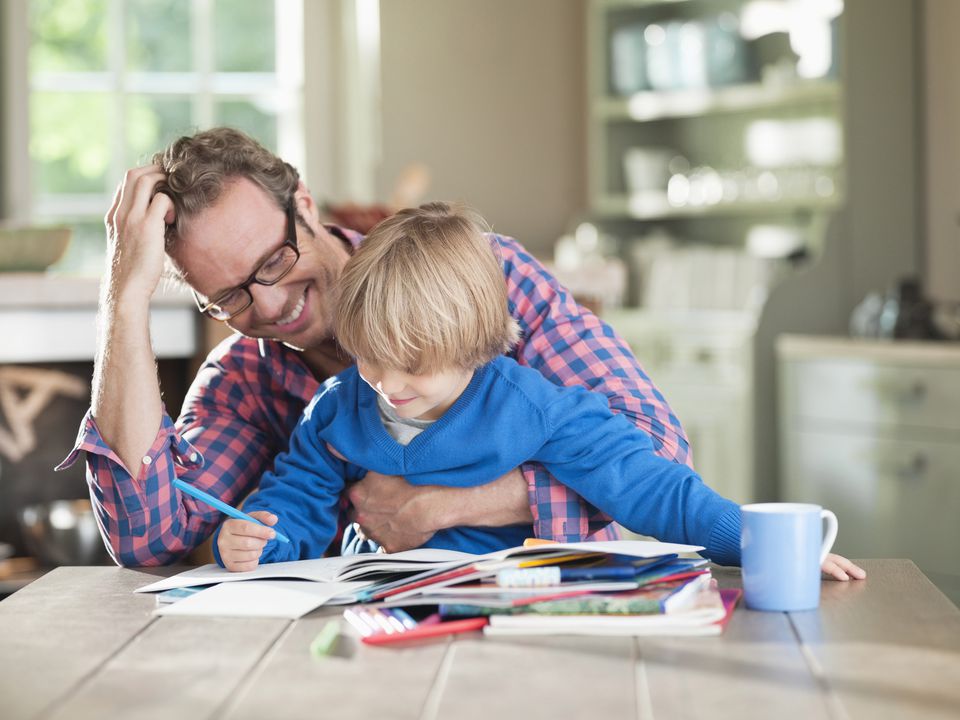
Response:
[819,509,839,564]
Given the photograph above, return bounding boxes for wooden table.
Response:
[1,560,958,720]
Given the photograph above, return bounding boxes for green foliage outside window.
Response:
[27,0,291,273]
[29,0,108,73]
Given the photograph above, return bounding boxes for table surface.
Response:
[1,560,959,720]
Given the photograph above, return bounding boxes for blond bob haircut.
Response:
[152,127,301,249]
[336,202,521,374]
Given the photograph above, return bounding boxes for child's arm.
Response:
[497,234,689,541]
[211,392,349,568]
[533,386,741,565]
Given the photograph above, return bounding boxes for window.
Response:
[21,0,305,273]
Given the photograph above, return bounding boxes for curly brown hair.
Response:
[152,127,300,247]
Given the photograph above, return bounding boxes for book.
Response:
[481,582,742,637]
[438,573,710,617]
[380,581,642,610]
[357,540,700,603]
[136,539,701,596]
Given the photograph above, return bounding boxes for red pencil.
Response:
[361,616,489,645]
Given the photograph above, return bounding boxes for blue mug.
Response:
[741,503,838,611]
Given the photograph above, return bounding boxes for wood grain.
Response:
[2,561,959,720]
[790,559,960,720]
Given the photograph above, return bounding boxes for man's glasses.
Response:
[192,200,301,321]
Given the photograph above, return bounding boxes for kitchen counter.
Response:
[1,560,958,720]
[0,273,197,362]
[777,334,960,363]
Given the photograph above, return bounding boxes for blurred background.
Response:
[0,0,958,604]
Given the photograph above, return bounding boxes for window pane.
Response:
[31,93,111,195]
[126,0,192,72]
[215,100,277,151]
[214,0,275,72]
[126,96,194,166]
[30,0,109,72]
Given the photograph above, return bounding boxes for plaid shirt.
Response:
[59,228,691,566]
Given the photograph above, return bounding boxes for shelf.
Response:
[596,80,841,122]
[597,0,694,8]
[593,192,842,220]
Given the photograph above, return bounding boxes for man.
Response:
[60,127,692,566]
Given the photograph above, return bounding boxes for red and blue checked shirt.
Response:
[59,227,691,566]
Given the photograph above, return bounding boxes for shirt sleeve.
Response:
[215,392,348,566]
[533,385,741,566]
[57,345,279,567]
[497,234,692,542]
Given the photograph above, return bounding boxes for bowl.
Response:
[0,226,73,272]
[18,500,111,566]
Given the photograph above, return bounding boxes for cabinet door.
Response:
[782,428,960,577]
[784,359,960,433]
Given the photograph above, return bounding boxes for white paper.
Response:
[135,540,702,595]
[135,547,474,594]
[154,580,369,619]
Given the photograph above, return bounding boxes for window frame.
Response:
[3,0,308,224]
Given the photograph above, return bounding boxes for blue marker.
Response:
[172,478,290,543]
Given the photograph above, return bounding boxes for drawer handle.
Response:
[897,454,928,482]
[874,378,928,404]
[896,381,927,404]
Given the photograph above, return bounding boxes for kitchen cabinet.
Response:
[778,334,960,604]
[590,0,921,501]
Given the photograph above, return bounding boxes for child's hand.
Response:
[821,552,866,581]
[217,511,279,572]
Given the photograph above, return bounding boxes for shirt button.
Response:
[190,453,198,462]
[142,456,152,465]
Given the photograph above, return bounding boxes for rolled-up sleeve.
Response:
[497,234,691,543]
[58,340,279,567]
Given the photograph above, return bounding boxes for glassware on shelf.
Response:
[610,23,648,96]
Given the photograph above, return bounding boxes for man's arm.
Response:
[91,166,172,473]
[346,467,531,553]
[499,233,690,541]
[62,342,283,566]
[61,167,278,566]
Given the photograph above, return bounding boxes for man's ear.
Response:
[293,181,320,224]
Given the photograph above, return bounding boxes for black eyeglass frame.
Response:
[192,200,301,321]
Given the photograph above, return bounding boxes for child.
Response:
[215,202,864,583]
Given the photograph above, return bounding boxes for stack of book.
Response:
[360,540,740,638]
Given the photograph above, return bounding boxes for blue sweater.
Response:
[215,356,742,566]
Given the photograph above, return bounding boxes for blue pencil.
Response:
[172,478,290,543]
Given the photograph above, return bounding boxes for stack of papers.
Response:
[136,540,740,635]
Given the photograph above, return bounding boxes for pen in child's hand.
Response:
[172,478,290,543]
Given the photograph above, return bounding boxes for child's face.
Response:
[356,360,473,421]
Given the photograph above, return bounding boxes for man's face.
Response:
[170,177,351,351]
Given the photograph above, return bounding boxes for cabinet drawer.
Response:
[784,359,960,432]
[781,429,960,576]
